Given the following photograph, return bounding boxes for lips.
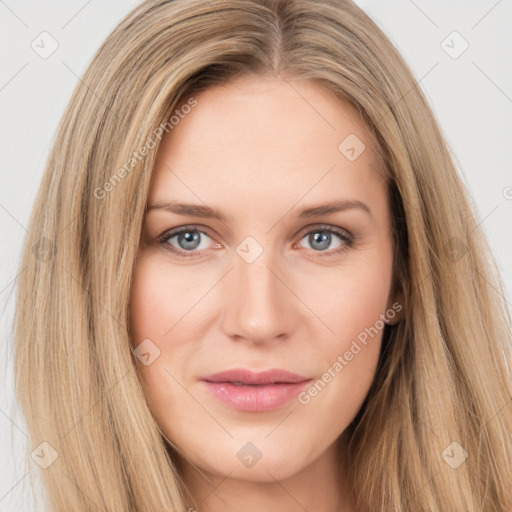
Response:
[200,368,312,412]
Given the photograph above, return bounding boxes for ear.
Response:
[384,288,405,326]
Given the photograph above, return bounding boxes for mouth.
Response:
[200,368,312,412]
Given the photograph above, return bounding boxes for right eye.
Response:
[158,226,221,257]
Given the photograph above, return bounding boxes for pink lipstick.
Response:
[201,368,312,412]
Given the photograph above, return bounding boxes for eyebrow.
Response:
[147,199,372,221]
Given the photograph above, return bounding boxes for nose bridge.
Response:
[222,241,293,343]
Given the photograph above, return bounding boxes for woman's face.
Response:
[129,75,401,484]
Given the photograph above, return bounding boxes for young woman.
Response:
[13,0,512,510]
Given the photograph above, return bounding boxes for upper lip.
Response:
[201,368,311,385]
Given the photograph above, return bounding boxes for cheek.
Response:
[129,255,202,344]
[323,269,391,347]
[130,260,167,344]
[128,253,217,374]
[306,244,393,347]
[129,258,187,420]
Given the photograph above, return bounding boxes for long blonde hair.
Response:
[13,0,512,510]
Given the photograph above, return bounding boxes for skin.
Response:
[129,74,403,512]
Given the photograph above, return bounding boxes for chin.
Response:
[177,436,313,482]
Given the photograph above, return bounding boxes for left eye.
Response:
[296,227,353,253]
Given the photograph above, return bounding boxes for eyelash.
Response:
[157,224,356,259]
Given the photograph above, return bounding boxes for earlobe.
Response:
[385,290,405,325]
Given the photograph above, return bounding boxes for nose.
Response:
[220,245,296,346]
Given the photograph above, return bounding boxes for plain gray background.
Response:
[1,1,511,510]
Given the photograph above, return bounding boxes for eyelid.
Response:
[295,223,353,241]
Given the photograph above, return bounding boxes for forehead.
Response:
[149,75,387,220]
[169,74,376,158]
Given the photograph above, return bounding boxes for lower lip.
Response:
[202,380,311,412]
